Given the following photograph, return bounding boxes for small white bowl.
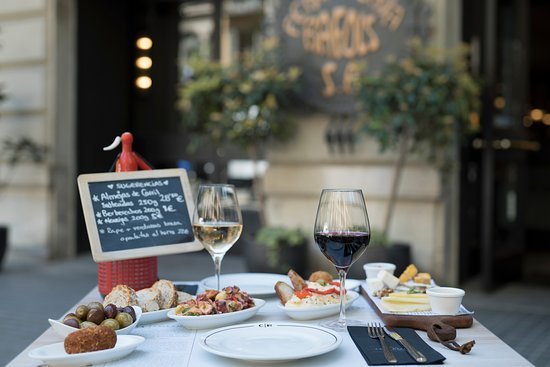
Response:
[426,287,465,315]
[48,306,142,338]
[167,298,265,330]
[278,291,360,321]
[363,263,397,279]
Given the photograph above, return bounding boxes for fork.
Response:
[367,322,398,363]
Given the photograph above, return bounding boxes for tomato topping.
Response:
[329,281,341,287]
[305,287,340,295]
[294,289,312,299]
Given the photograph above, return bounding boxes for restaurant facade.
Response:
[0,0,548,290]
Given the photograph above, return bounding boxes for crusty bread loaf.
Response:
[136,288,161,312]
[287,270,307,291]
[103,285,138,308]
[64,326,116,354]
[274,281,295,305]
[152,279,178,308]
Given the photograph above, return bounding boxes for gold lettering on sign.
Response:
[283,0,404,59]
[282,0,406,99]
[322,62,338,97]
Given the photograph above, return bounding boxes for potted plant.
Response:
[178,38,304,272]
[247,226,307,274]
[355,38,481,238]
[178,37,301,221]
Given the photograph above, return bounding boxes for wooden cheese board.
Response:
[360,285,473,331]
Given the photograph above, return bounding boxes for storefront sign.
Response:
[277,0,426,114]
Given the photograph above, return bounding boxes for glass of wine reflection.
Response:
[192,184,243,291]
[314,189,370,331]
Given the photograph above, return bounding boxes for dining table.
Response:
[7,279,534,367]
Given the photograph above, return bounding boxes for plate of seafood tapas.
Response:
[167,286,265,329]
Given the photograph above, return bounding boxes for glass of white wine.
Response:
[192,184,243,290]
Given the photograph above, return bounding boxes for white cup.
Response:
[363,262,397,279]
[426,287,465,315]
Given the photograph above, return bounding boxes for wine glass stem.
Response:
[213,254,224,290]
[337,268,347,328]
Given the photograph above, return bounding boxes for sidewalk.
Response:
[1,250,549,366]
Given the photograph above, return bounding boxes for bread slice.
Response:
[103,285,138,308]
[136,288,161,312]
[177,291,193,304]
[152,279,178,308]
[287,270,307,291]
[274,281,295,305]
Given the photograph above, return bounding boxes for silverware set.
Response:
[366,322,427,364]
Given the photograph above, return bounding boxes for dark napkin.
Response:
[348,326,446,365]
[175,283,198,295]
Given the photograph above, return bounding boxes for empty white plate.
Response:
[199,323,342,362]
[200,273,288,297]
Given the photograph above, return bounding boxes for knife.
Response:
[384,326,427,363]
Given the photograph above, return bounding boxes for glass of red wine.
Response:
[314,189,370,331]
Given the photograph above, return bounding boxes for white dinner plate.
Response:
[49,306,142,338]
[199,323,342,362]
[200,273,288,297]
[344,279,361,290]
[277,290,360,321]
[138,307,175,325]
[28,335,145,367]
[167,298,265,330]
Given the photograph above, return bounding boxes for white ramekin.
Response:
[363,262,397,279]
[426,287,465,315]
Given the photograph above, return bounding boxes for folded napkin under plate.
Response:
[348,326,446,365]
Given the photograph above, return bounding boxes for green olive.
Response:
[100,318,120,331]
[80,321,98,329]
[115,312,133,328]
[86,308,105,325]
[75,305,90,320]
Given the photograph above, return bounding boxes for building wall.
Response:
[0,0,52,253]
[263,0,462,283]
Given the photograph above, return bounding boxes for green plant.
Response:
[0,137,48,192]
[255,226,306,269]
[369,228,390,247]
[355,38,481,236]
[178,38,301,154]
[356,38,481,165]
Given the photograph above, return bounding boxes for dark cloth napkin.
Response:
[175,283,198,295]
[348,326,446,365]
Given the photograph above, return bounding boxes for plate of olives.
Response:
[48,302,142,338]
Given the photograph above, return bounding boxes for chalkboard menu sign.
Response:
[78,169,203,262]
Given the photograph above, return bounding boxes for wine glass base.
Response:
[319,319,366,332]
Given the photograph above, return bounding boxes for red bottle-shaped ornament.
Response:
[98,132,157,296]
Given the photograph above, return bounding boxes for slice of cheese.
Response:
[366,278,384,293]
[381,298,432,313]
[388,293,429,298]
[377,270,400,289]
[382,295,430,304]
